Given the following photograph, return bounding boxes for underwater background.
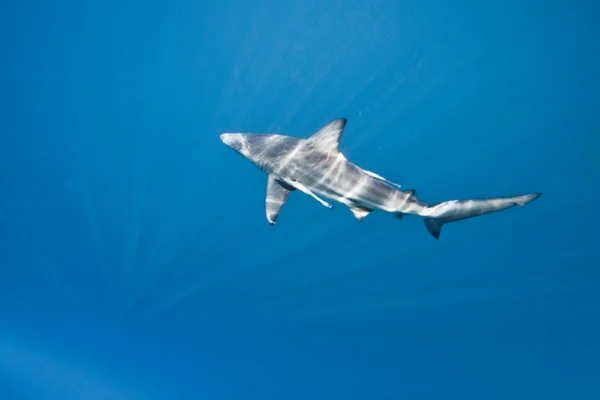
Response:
[1,0,599,398]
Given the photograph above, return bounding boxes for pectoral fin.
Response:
[266,174,294,225]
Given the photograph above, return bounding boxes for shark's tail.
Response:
[421,192,542,239]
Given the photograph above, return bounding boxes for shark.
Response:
[220,118,541,239]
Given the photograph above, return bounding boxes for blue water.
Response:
[1,0,598,399]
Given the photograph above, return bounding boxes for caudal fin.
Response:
[421,192,542,239]
[516,192,542,206]
[424,218,443,239]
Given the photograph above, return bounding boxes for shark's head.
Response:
[220,133,284,171]
[221,132,304,174]
[220,133,250,156]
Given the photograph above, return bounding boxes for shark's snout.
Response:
[220,133,237,148]
[220,133,246,154]
[220,133,232,145]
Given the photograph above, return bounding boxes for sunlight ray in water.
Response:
[0,183,84,306]
[265,11,371,133]
[0,335,148,400]
[139,215,396,318]
[214,9,269,123]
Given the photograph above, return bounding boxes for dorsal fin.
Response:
[308,118,347,152]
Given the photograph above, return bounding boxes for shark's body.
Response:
[220,118,541,239]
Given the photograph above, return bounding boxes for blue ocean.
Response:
[1,0,598,398]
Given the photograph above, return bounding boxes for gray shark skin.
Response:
[220,118,541,239]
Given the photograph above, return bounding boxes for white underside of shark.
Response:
[220,118,541,239]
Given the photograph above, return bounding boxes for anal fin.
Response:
[266,175,294,225]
